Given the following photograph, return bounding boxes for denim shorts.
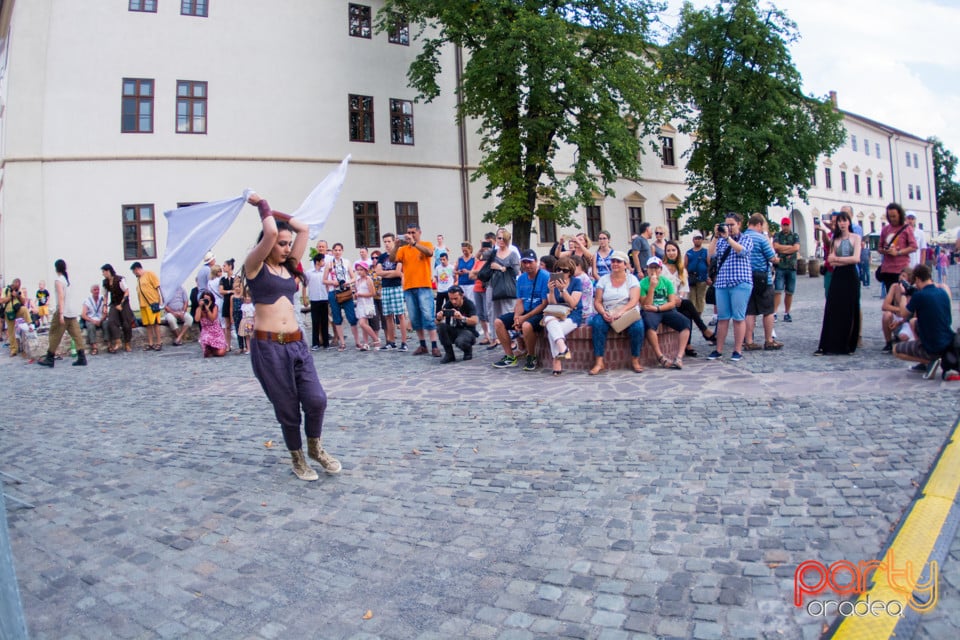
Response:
[715,282,753,321]
[774,268,796,294]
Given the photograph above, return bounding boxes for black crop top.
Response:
[247,265,297,305]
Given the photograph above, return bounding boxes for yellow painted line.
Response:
[831,417,960,640]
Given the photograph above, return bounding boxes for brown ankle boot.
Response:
[307,437,341,474]
[289,450,318,481]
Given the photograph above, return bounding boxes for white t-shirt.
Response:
[595,273,640,312]
[910,226,927,267]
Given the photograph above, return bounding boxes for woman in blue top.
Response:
[594,230,615,279]
[543,257,583,376]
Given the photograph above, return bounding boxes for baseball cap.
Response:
[906,211,917,219]
[692,232,703,239]
[610,251,629,263]
[646,256,663,268]
[780,217,791,226]
[520,249,537,262]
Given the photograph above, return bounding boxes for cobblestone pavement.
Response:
[1,275,958,639]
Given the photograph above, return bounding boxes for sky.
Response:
[659,0,960,156]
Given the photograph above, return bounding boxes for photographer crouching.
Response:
[436,285,479,363]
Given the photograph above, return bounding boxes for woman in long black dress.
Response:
[815,210,861,355]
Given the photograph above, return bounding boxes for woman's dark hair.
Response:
[242,220,305,287]
[724,212,743,225]
[54,259,69,285]
[832,211,852,244]
[224,258,235,268]
[101,263,117,278]
[886,202,905,226]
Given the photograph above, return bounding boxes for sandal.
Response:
[90,346,98,355]
[173,339,183,346]
[631,358,644,373]
[588,364,605,376]
[107,346,117,354]
[143,345,154,352]
[338,343,346,352]
[557,348,570,360]
[685,347,698,358]
[658,355,672,368]
[671,358,683,370]
[153,344,162,351]
[552,369,562,377]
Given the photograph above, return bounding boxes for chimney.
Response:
[829,90,838,107]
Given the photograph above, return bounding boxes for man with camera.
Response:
[435,285,479,363]
[893,264,954,378]
[391,223,440,356]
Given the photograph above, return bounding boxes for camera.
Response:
[715,223,727,236]
[549,272,564,282]
[900,280,918,296]
[337,279,346,288]
[443,308,455,318]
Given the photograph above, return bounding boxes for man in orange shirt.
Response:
[392,223,440,356]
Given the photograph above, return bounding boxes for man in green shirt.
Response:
[772,217,800,322]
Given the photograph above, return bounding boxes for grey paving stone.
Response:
[2,274,958,639]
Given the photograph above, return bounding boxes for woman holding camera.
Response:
[815,209,861,356]
[195,290,228,358]
[543,257,583,376]
[323,242,361,352]
[706,214,754,362]
[243,194,340,482]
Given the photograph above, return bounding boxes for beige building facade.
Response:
[0,1,940,293]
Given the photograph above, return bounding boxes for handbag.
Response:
[705,285,716,306]
[610,306,642,333]
[477,257,494,284]
[149,302,161,313]
[543,304,571,320]
[335,288,354,304]
[490,268,517,301]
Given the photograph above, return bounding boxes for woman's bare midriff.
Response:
[254,298,298,334]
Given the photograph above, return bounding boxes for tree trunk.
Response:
[512,219,533,251]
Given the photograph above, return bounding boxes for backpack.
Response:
[939,330,960,379]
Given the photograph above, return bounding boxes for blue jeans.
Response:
[404,287,437,331]
[328,291,357,326]
[590,313,645,357]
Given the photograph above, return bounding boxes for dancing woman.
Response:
[243,194,341,481]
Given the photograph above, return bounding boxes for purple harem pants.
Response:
[250,336,327,451]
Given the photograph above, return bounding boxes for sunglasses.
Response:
[655,232,664,236]
[554,268,571,274]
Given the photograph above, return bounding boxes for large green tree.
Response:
[929,136,960,230]
[660,0,845,234]
[377,0,668,248]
